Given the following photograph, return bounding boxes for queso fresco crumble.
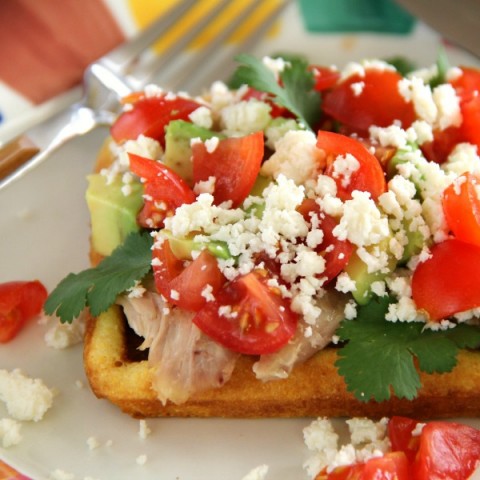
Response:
[108,57,478,328]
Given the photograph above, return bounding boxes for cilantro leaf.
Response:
[429,47,450,88]
[335,296,480,402]
[231,53,321,130]
[44,231,153,323]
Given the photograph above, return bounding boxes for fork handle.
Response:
[0,135,39,181]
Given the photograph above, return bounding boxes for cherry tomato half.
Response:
[297,199,354,283]
[316,130,387,201]
[111,94,203,147]
[192,269,298,355]
[129,153,195,228]
[323,69,415,135]
[443,172,480,247]
[412,421,480,480]
[0,281,48,342]
[411,238,480,321]
[192,131,264,207]
[152,240,225,312]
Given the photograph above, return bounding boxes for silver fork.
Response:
[0,0,291,190]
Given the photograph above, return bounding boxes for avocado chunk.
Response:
[86,174,143,257]
[344,238,397,305]
[163,230,233,261]
[164,120,224,185]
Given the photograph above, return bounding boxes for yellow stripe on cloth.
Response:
[127,0,282,52]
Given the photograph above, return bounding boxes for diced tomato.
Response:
[421,126,463,164]
[449,66,480,103]
[316,464,364,480]
[192,269,298,355]
[0,281,48,342]
[129,153,195,228]
[111,94,203,146]
[316,130,387,201]
[362,452,410,480]
[192,131,264,207]
[322,69,416,135]
[442,172,480,247]
[310,66,341,92]
[152,240,225,312]
[297,199,354,283]
[388,416,421,463]
[412,421,480,480]
[317,452,410,480]
[411,238,480,321]
[461,95,480,150]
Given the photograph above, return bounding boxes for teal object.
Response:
[298,0,416,34]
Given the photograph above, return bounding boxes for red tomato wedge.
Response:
[323,69,415,134]
[442,172,480,247]
[311,65,341,92]
[0,281,48,342]
[192,131,264,207]
[192,269,298,355]
[450,67,480,150]
[316,130,387,201]
[388,416,421,463]
[297,199,354,283]
[421,125,463,164]
[317,452,410,480]
[152,240,225,312]
[111,94,203,146]
[412,421,480,480]
[129,153,195,228]
[411,238,480,321]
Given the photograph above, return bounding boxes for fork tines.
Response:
[105,0,292,94]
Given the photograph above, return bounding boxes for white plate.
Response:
[1,4,480,479]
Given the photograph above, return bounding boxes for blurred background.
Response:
[0,0,478,143]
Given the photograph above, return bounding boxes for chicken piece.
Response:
[253,290,347,381]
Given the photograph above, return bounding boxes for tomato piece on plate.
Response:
[362,452,410,480]
[388,416,421,463]
[297,199,354,283]
[411,238,480,321]
[192,269,298,355]
[152,240,225,312]
[111,94,203,146]
[323,69,415,134]
[129,153,195,228]
[0,281,48,342]
[316,464,364,480]
[442,172,480,247]
[316,130,387,201]
[192,131,264,207]
[412,421,480,480]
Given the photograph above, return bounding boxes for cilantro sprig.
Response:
[230,53,321,131]
[44,231,153,323]
[336,296,480,402]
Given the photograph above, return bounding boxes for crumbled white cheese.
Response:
[331,154,360,188]
[0,418,22,447]
[49,470,75,480]
[44,313,86,349]
[139,419,151,440]
[188,105,213,129]
[220,99,271,135]
[87,436,100,450]
[333,191,390,247]
[241,464,269,480]
[0,369,54,421]
[261,130,321,185]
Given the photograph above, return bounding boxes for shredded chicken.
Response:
[118,292,239,405]
[253,290,347,381]
[116,292,165,350]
